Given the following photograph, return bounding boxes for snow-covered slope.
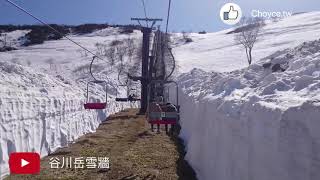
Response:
[174,12,320,180]
[0,28,140,177]
[173,11,320,73]
[0,30,30,48]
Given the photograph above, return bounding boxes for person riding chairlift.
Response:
[150,96,164,133]
[128,93,138,102]
[160,102,177,133]
[150,96,177,133]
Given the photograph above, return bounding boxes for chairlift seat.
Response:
[84,103,107,110]
[116,97,141,102]
[161,112,179,121]
[149,120,177,125]
[116,98,129,102]
[148,111,178,125]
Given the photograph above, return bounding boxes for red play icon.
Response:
[9,152,40,174]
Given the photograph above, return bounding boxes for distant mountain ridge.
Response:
[0,24,140,46]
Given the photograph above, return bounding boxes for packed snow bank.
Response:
[177,39,320,180]
[0,61,129,177]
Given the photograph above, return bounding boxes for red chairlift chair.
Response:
[83,56,108,110]
[147,80,180,125]
[84,80,108,110]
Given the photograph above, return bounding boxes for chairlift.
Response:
[83,56,108,110]
[115,82,141,102]
[84,80,108,109]
[115,84,130,102]
[147,80,180,125]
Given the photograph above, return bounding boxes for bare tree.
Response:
[182,31,188,39]
[116,45,128,83]
[10,58,21,65]
[181,31,193,43]
[105,46,116,66]
[128,41,142,77]
[45,58,57,72]
[135,41,143,63]
[0,32,7,47]
[116,45,127,66]
[125,38,135,62]
[95,42,106,56]
[26,60,32,67]
[78,49,88,57]
[234,17,264,65]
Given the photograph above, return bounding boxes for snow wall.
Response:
[179,91,320,180]
[0,62,133,177]
[177,40,320,180]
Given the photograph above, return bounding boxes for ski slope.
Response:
[173,11,320,73]
[174,12,320,180]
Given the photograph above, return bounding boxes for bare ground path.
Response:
[7,109,197,180]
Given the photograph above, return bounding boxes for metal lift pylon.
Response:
[129,18,162,115]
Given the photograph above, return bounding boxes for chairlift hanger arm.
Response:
[89,56,98,81]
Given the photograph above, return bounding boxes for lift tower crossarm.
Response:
[131,18,162,28]
[131,18,163,21]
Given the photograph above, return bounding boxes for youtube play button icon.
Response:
[9,152,40,174]
[21,159,30,167]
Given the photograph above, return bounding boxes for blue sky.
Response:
[0,0,319,32]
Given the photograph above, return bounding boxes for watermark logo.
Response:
[49,156,110,169]
[9,152,40,175]
[251,10,292,19]
[220,3,242,25]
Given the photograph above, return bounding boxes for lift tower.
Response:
[129,18,162,114]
